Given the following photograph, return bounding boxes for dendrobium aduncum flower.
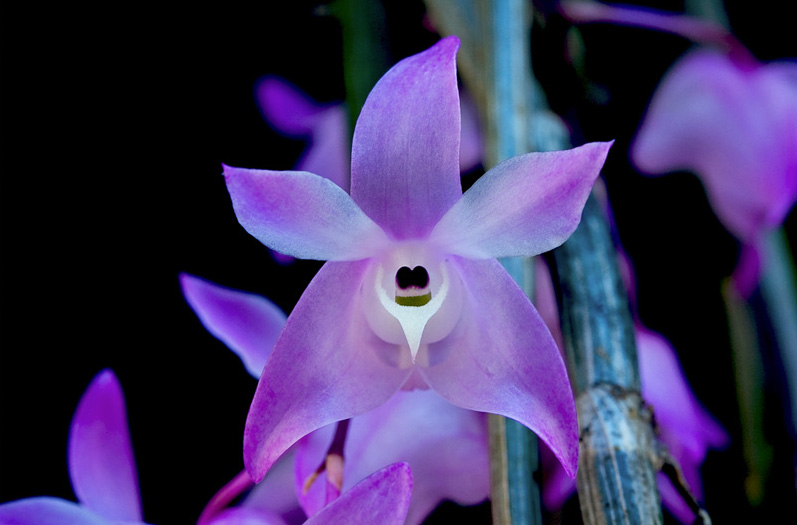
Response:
[631,48,797,296]
[0,370,146,525]
[180,274,489,524]
[223,35,612,483]
[207,462,413,525]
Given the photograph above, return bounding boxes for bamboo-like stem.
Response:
[552,196,663,524]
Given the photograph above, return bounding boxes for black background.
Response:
[2,1,795,523]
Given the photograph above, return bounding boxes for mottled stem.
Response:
[551,195,662,524]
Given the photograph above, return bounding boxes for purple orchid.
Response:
[206,462,413,525]
[631,48,797,296]
[223,35,611,484]
[180,273,490,524]
[0,370,146,525]
[534,253,728,523]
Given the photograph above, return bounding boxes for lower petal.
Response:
[0,498,109,525]
[305,463,413,525]
[244,261,411,482]
[420,258,579,478]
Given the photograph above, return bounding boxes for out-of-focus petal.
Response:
[430,142,612,259]
[241,449,303,523]
[636,326,728,500]
[255,77,325,137]
[224,166,389,261]
[0,497,110,525]
[350,36,462,239]
[296,391,489,524]
[208,506,289,525]
[632,49,797,244]
[458,89,482,173]
[421,258,578,478]
[297,106,350,191]
[304,463,413,525]
[244,261,412,483]
[68,370,141,522]
[179,273,286,378]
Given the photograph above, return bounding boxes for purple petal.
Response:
[0,497,110,525]
[241,449,304,522]
[244,261,411,482]
[297,105,351,191]
[179,273,286,378]
[255,77,325,137]
[350,36,462,239]
[68,370,141,522]
[632,49,797,243]
[421,258,579,478]
[224,165,389,261]
[431,142,612,258]
[296,391,489,524]
[636,327,728,498]
[304,463,413,525]
[207,507,288,525]
[458,89,483,173]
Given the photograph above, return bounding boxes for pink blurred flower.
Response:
[0,370,146,525]
[222,35,611,485]
[632,48,797,296]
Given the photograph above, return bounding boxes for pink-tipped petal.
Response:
[244,261,411,482]
[421,258,579,478]
[350,36,463,239]
[179,273,286,378]
[0,497,110,525]
[305,463,413,525]
[632,49,797,244]
[297,105,351,191]
[224,166,388,261]
[255,77,325,137]
[431,142,612,259]
[68,370,141,522]
[296,391,489,524]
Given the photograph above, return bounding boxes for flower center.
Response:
[395,266,431,306]
[361,242,463,364]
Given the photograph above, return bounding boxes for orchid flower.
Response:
[631,48,797,296]
[180,273,489,524]
[206,462,413,525]
[224,35,611,484]
[0,370,147,525]
[534,255,728,523]
[255,76,483,264]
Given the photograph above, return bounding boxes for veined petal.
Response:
[68,370,142,522]
[179,273,286,378]
[632,49,797,243]
[350,36,462,239]
[0,497,110,525]
[296,391,488,524]
[420,258,578,477]
[430,142,612,259]
[255,76,326,137]
[244,261,411,482]
[304,463,413,525]
[224,166,389,261]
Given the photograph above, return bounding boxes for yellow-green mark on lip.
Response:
[395,293,432,307]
